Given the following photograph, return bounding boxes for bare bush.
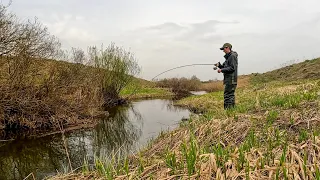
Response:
[0,57,105,139]
[0,4,103,138]
[88,43,141,107]
[71,47,85,64]
[0,3,20,57]
[1,4,61,88]
[0,5,60,58]
[156,75,202,95]
[0,3,141,138]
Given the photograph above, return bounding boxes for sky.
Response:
[4,0,320,81]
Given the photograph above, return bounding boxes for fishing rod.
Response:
[124,63,217,100]
[151,63,216,81]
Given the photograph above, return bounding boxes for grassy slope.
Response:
[0,57,172,138]
[120,78,173,100]
[50,58,320,179]
[1,57,171,100]
[251,58,320,83]
[0,58,106,136]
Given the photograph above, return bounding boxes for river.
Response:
[0,98,193,180]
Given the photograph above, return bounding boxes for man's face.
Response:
[223,47,230,54]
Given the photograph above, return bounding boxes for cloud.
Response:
[43,14,97,49]
[118,16,320,80]
[123,19,238,54]
[64,27,96,41]
[7,0,320,81]
[132,20,238,42]
[146,22,185,32]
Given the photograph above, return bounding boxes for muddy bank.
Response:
[0,106,110,140]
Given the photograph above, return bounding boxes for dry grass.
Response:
[47,58,320,179]
[200,81,224,92]
[200,75,250,92]
[0,45,141,138]
[48,77,320,179]
[0,58,106,139]
[177,79,319,114]
[156,76,202,95]
[50,102,320,179]
[48,172,101,180]
[251,58,320,84]
[1,3,140,139]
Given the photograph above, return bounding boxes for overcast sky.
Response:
[4,0,320,80]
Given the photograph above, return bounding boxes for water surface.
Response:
[0,98,190,180]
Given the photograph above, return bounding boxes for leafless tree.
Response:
[1,3,61,87]
[0,2,141,137]
[0,3,20,57]
[71,47,85,64]
[0,4,61,58]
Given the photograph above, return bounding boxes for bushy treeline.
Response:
[0,3,140,138]
[156,75,202,95]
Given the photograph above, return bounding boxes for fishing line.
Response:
[124,63,216,100]
[151,63,216,81]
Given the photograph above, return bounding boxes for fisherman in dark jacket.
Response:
[215,43,238,110]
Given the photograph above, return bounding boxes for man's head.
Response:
[220,43,232,54]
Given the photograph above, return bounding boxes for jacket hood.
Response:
[231,51,238,58]
[224,51,238,59]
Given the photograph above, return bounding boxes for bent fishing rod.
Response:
[125,63,217,100]
[151,63,216,81]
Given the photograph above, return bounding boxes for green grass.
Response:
[316,165,320,180]
[50,59,320,180]
[250,58,320,84]
[181,135,198,177]
[164,148,178,175]
[299,129,309,142]
[71,78,319,179]
[266,110,279,125]
[176,79,319,119]
[120,81,173,99]
[211,143,232,169]
[121,86,169,96]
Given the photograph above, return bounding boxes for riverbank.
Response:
[50,58,320,179]
[0,97,191,180]
[120,86,174,100]
[1,4,146,140]
[0,57,175,140]
[0,58,104,139]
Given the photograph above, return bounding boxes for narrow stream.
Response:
[0,98,192,180]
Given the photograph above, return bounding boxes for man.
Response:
[214,43,238,110]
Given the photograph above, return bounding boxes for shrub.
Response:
[156,75,201,95]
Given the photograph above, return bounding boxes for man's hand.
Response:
[218,69,222,73]
[214,62,220,67]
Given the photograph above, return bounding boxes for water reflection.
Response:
[91,104,142,158]
[190,91,207,95]
[0,135,66,180]
[0,99,190,180]
[129,99,190,146]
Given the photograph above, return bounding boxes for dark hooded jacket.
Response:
[218,51,238,85]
